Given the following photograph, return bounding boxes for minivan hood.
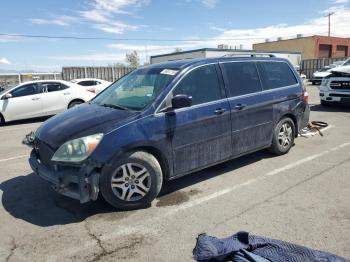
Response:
[35,103,138,149]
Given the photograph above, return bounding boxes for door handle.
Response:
[214,108,226,115]
[234,104,246,110]
[31,97,40,101]
[64,92,70,95]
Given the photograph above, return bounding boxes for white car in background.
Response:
[311,60,347,85]
[70,78,111,94]
[0,80,95,124]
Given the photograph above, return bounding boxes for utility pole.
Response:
[324,12,335,37]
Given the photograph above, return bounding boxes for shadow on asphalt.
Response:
[1,116,52,127]
[0,150,274,227]
[310,104,350,113]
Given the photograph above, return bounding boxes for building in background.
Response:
[150,48,301,67]
[253,35,350,60]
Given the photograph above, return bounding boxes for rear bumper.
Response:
[29,150,100,203]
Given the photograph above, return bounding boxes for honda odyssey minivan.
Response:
[26,57,310,209]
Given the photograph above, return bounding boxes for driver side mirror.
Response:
[4,93,12,99]
[171,94,192,109]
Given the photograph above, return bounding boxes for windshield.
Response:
[343,58,350,66]
[319,67,331,72]
[92,67,179,110]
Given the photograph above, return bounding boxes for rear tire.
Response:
[100,151,163,210]
[269,117,295,155]
[68,100,83,109]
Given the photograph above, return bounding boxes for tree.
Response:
[125,51,140,68]
[173,47,183,53]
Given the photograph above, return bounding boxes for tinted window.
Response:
[171,65,222,106]
[41,83,68,92]
[78,81,96,86]
[221,62,262,97]
[259,62,298,90]
[11,84,37,97]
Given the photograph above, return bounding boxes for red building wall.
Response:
[314,36,350,58]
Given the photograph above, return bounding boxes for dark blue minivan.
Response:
[27,57,310,209]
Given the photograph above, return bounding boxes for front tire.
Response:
[269,117,295,155]
[320,100,330,106]
[100,151,163,210]
[0,114,5,126]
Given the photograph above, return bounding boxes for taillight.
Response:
[87,88,96,93]
[303,91,309,103]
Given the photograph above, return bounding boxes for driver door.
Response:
[2,83,44,121]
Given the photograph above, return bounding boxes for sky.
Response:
[0,0,350,72]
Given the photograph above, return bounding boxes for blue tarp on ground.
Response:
[193,231,348,262]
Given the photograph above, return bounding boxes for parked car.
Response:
[311,60,347,85]
[70,78,111,94]
[0,80,95,124]
[27,57,310,209]
[320,59,350,106]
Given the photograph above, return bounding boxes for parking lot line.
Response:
[0,155,27,163]
[0,125,40,133]
[162,140,350,218]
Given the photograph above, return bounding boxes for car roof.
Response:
[144,56,291,70]
[71,78,107,82]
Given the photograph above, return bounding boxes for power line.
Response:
[0,32,294,42]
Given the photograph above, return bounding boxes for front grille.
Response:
[34,139,56,169]
[330,81,350,90]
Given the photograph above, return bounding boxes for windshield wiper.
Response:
[101,103,129,111]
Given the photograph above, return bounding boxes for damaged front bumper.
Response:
[29,150,100,203]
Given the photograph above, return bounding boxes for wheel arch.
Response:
[279,113,298,137]
[130,146,171,180]
[68,99,85,108]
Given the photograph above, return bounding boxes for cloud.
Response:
[0,58,11,65]
[331,0,348,4]
[208,6,350,49]
[201,0,218,8]
[30,15,78,26]
[80,0,149,34]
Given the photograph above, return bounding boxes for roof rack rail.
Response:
[222,53,276,58]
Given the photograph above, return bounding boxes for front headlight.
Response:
[52,133,103,163]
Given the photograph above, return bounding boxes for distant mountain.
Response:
[0,69,44,74]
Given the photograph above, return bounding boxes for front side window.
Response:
[221,62,262,97]
[162,65,222,108]
[11,84,38,97]
[93,67,179,110]
[259,62,298,90]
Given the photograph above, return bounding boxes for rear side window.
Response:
[259,62,298,90]
[41,83,68,92]
[171,64,223,106]
[78,81,96,86]
[221,62,262,97]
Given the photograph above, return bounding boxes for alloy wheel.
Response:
[278,123,293,149]
[111,163,151,202]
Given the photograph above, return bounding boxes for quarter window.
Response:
[11,84,38,97]
[169,65,223,106]
[221,62,262,97]
[259,62,298,90]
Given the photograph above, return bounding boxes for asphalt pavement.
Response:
[0,83,349,262]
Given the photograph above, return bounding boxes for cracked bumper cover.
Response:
[29,150,100,203]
